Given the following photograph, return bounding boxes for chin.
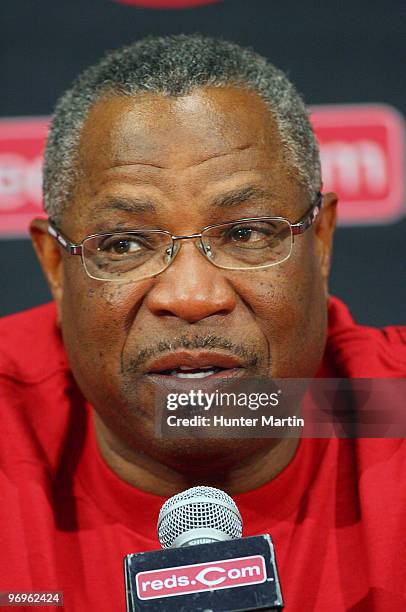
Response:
[149,437,274,474]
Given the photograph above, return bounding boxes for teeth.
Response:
[171,370,216,379]
[178,365,214,371]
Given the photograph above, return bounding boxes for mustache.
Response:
[124,334,259,373]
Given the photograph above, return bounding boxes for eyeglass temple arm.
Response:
[48,222,82,255]
[291,193,324,236]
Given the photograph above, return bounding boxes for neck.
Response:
[93,410,299,496]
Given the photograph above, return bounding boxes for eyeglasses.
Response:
[48,192,323,282]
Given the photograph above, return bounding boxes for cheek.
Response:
[233,235,327,377]
[59,263,151,385]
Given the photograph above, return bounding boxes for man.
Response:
[0,35,405,611]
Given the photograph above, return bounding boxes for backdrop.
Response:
[1,0,405,325]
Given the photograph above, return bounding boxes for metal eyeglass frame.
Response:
[47,192,323,280]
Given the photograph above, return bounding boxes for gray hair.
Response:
[43,34,321,223]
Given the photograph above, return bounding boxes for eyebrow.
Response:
[93,184,272,216]
[210,185,273,208]
[93,195,156,214]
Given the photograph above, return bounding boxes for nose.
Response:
[145,241,237,323]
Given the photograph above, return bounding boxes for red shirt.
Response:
[0,298,405,611]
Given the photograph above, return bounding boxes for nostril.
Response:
[154,309,179,318]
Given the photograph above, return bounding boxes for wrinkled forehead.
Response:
[77,86,287,174]
[65,87,308,235]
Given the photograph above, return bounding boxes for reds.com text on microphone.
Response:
[135,555,267,600]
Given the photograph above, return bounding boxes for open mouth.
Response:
[144,351,245,380]
[151,365,233,379]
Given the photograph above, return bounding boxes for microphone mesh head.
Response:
[158,486,243,549]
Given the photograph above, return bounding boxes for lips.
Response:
[145,351,244,380]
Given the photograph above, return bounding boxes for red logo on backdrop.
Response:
[0,118,48,236]
[135,555,267,600]
[310,105,405,225]
[114,0,221,8]
[0,104,404,237]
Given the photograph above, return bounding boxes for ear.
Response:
[314,192,338,295]
[30,218,64,327]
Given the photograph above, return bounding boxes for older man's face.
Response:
[35,87,336,469]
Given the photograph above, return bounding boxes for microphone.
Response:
[158,485,243,547]
[124,486,284,611]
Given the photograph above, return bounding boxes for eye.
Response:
[98,234,151,255]
[226,224,273,243]
[109,238,141,254]
[230,227,250,242]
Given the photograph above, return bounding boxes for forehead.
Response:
[78,87,286,174]
[69,87,306,233]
